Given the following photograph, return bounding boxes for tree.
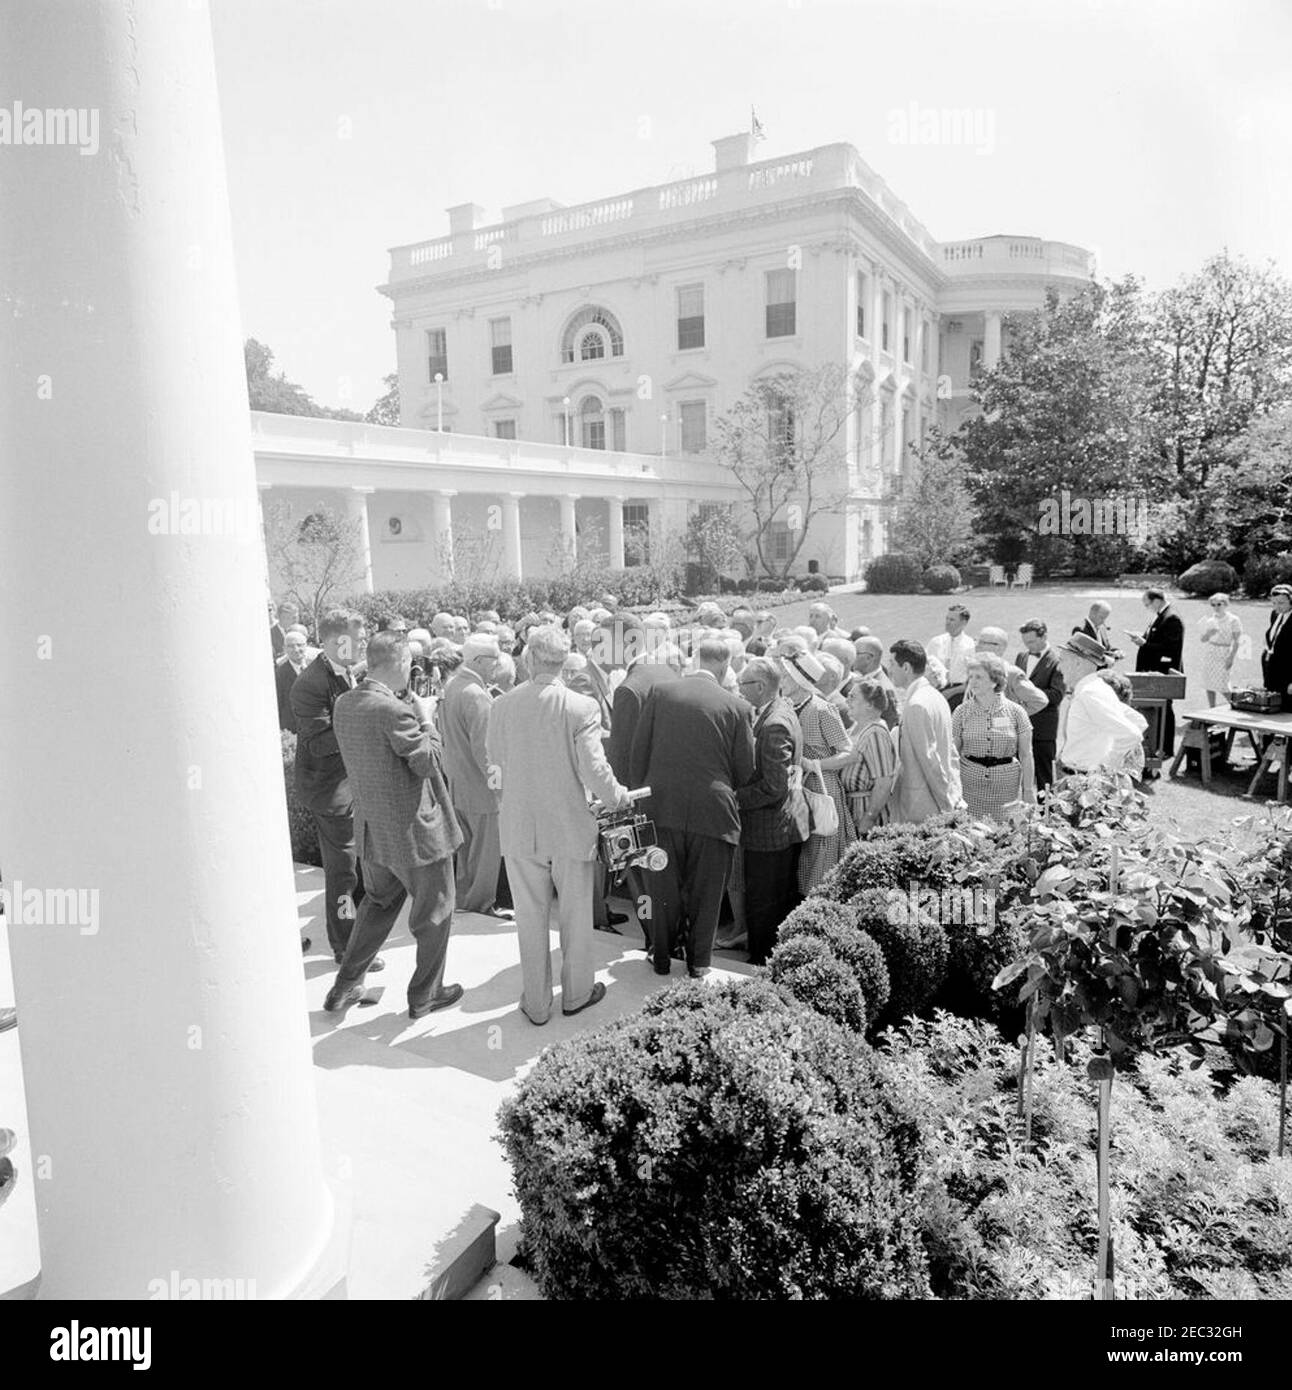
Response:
[1205,405,1292,571]
[684,507,747,593]
[264,499,367,635]
[365,372,400,427]
[712,363,864,581]
[244,338,363,421]
[957,280,1158,575]
[888,430,975,569]
[1148,251,1292,493]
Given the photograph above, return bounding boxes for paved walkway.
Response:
[0,870,753,1299]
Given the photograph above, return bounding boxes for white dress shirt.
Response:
[926,631,976,686]
[1061,672,1147,775]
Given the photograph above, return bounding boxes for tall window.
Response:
[856,271,868,338]
[561,306,624,363]
[765,269,796,338]
[623,502,650,565]
[427,328,448,381]
[581,396,605,450]
[881,293,892,352]
[490,317,513,375]
[770,521,794,563]
[767,389,796,457]
[677,284,705,349]
[902,309,911,363]
[679,400,707,453]
[609,408,626,452]
[494,419,516,440]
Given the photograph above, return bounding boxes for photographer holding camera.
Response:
[486,625,632,1025]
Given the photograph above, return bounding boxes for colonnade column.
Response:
[559,494,579,564]
[607,497,626,570]
[431,490,456,581]
[984,311,1003,370]
[346,486,375,594]
[502,492,524,580]
[0,0,335,1298]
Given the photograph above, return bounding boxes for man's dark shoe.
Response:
[335,953,384,971]
[301,937,311,953]
[563,982,606,1016]
[408,983,464,1020]
[688,966,711,979]
[652,961,671,976]
[323,983,364,1013]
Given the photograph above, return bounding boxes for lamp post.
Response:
[563,394,572,448]
[434,372,444,432]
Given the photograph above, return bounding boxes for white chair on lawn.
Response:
[1013,562,1034,589]
[989,564,1007,587]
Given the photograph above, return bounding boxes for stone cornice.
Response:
[377,188,950,304]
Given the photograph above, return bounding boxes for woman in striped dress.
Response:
[952,654,1036,822]
[782,652,854,895]
[828,679,900,836]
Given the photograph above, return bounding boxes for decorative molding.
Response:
[480,392,525,412]
[662,370,720,392]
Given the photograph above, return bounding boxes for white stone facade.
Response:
[378,133,1095,582]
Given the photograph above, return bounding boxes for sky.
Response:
[210,0,1292,414]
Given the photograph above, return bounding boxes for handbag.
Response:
[803,766,839,838]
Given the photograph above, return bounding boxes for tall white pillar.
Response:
[431,490,456,582]
[0,1,335,1298]
[607,497,626,570]
[559,494,579,562]
[502,493,524,579]
[873,275,886,367]
[346,486,375,594]
[984,311,1003,370]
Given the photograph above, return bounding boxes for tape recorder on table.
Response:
[593,787,669,873]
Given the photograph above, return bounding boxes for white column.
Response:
[984,311,1003,370]
[559,494,579,562]
[0,1,335,1298]
[893,397,905,476]
[872,274,885,368]
[607,497,626,570]
[430,490,456,581]
[346,486,375,594]
[502,493,524,580]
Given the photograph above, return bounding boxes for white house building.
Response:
[256,132,1096,595]
[368,132,1095,584]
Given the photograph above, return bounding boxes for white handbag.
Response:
[803,766,839,838]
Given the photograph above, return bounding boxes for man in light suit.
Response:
[440,633,506,916]
[324,632,464,1019]
[887,638,964,824]
[630,638,756,977]
[486,625,632,1025]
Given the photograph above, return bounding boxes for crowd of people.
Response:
[267,581,1292,1023]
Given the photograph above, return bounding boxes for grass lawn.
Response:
[764,581,1287,845]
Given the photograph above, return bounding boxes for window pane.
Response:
[766,268,795,304]
[427,327,448,381]
[766,302,796,338]
[856,273,866,337]
[677,285,703,318]
[584,421,605,450]
[610,409,625,452]
[580,331,605,360]
[491,344,513,374]
[490,318,511,346]
[680,401,706,453]
[494,419,516,440]
[678,316,705,350]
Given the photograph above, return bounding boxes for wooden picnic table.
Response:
[1169,706,1292,801]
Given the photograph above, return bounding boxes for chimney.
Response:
[712,133,756,172]
[446,202,487,235]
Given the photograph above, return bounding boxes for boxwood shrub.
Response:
[863,552,924,595]
[1177,558,1239,596]
[922,563,961,594]
[497,977,932,1300]
[773,898,890,1024]
[767,934,868,1032]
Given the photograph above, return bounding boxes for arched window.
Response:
[580,395,606,450]
[561,306,624,363]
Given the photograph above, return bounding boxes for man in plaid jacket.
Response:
[735,657,810,966]
[324,632,464,1020]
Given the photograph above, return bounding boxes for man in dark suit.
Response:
[275,629,315,732]
[629,637,756,978]
[605,642,683,945]
[1262,584,1292,710]
[735,657,809,966]
[1073,601,1122,660]
[324,632,464,1019]
[1130,587,1185,765]
[1017,619,1066,793]
[291,608,371,965]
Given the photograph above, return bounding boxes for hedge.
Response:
[497,977,931,1300]
[863,552,923,595]
[1177,558,1240,596]
[771,898,890,1025]
[922,564,961,594]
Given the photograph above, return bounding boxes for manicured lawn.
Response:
[765,582,1286,844]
